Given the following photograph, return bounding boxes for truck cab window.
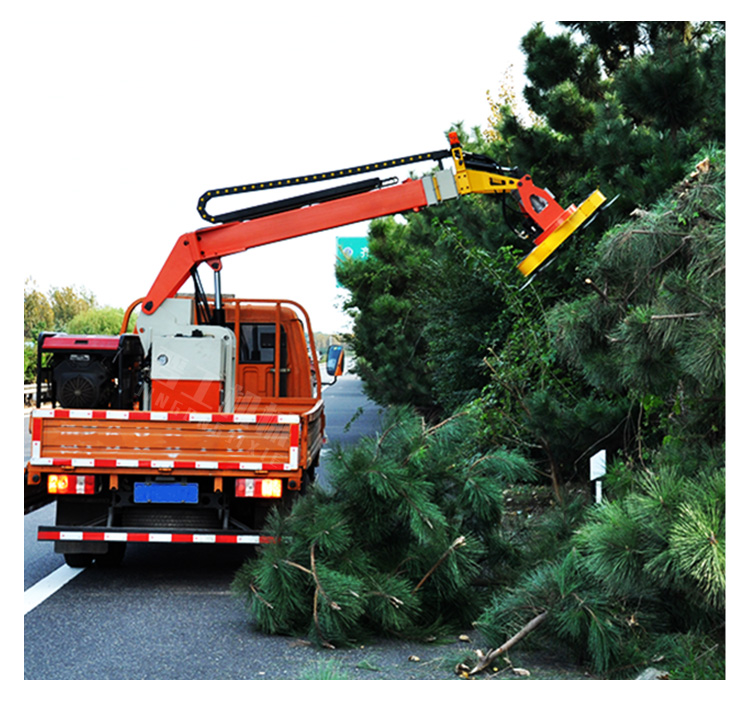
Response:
[239,324,287,365]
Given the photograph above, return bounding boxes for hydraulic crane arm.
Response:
[141,177,434,314]
[141,133,605,315]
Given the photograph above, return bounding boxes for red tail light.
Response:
[235,478,283,499]
[48,474,96,495]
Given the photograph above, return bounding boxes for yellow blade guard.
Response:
[517,189,607,276]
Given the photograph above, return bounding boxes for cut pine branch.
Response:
[282,548,340,649]
[412,536,466,594]
[309,543,340,649]
[650,312,706,320]
[469,610,549,675]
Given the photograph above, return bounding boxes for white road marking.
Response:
[24,565,85,615]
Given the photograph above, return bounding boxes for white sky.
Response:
[10,1,543,333]
[11,5,732,335]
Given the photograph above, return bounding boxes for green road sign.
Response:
[336,236,369,262]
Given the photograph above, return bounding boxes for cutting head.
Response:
[517,189,607,276]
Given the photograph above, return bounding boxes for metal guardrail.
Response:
[24,384,48,406]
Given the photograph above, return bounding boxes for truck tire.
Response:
[56,498,111,568]
[64,551,94,568]
[96,542,126,567]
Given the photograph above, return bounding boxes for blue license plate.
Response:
[134,482,199,504]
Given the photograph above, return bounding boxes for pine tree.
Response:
[336,217,435,411]
[473,461,725,675]
[472,153,725,676]
[548,147,725,449]
[496,21,725,217]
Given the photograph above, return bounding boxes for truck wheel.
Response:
[64,552,94,568]
[300,466,316,495]
[96,542,126,567]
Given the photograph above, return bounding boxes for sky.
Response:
[11,5,734,336]
[10,1,544,334]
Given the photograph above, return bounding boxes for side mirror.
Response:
[326,345,345,377]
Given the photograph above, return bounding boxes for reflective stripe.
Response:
[38,528,276,544]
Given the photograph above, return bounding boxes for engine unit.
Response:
[37,332,143,410]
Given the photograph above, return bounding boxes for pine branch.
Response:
[309,543,341,611]
[364,591,405,609]
[309,543,342,649]
[282,551,342,649]
[468,610,549,675]
[584,277,610,304]
[373,421,399,458]
[249,582,275,611]
[630,228,690,238]
[650,312,705,320]
[425,410,469,437]
[624,239,688,305]
[282,558,313,576]
[400,490,435,531]
[573,414,630,466]
[412,535,466,594]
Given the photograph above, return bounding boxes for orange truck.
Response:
[26,133,605,566]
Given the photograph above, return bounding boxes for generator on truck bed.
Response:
[26,132,605,566]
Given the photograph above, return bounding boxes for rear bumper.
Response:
[38,525,277,545]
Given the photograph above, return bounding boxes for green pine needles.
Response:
[473,459,725,676]
[232,406,536,648]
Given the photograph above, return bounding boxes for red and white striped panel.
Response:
[38,528,277,545]
[30,408,301,471]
